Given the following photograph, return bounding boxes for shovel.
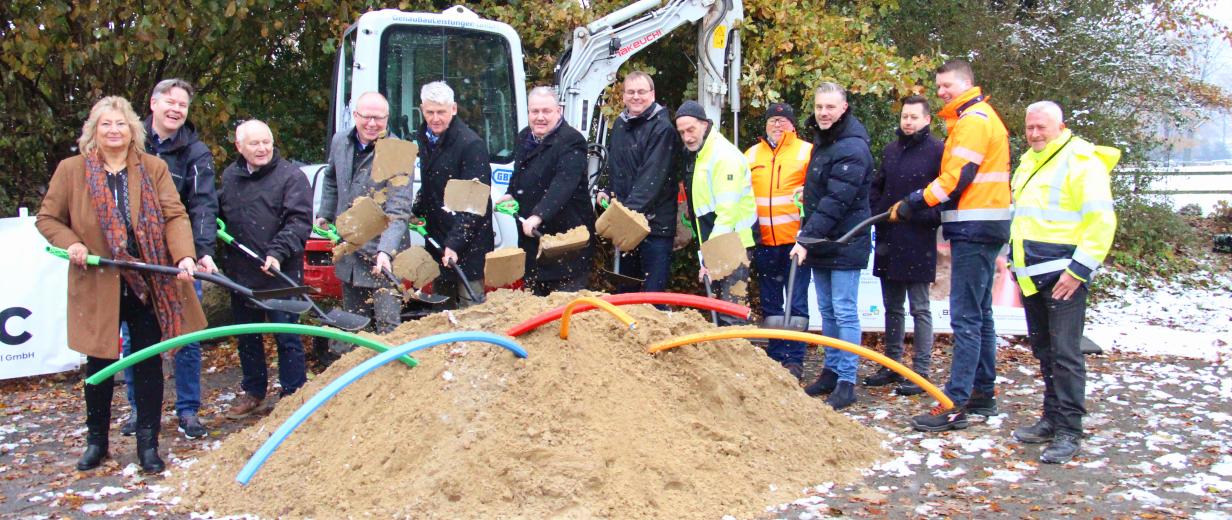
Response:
[795,211,891,247]
[45,245,312,314]
[218,219,369,330]
[761,259,809,331]
[313,224,448,306]
[407,218,484,304]
[494,199,585,261]
[595,198,645,289]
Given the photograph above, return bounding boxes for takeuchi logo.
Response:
[617,30,663,57]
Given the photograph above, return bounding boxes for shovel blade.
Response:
[602,268,644,290]
[255,299,314,314]
[762,315,810,331]
[320,309,371,331]
[250,285,317,300]
[794,235,835,246]
[407,290,450,305]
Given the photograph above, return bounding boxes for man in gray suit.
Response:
[314,92,411,334]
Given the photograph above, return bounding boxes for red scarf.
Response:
[84,150,185,340]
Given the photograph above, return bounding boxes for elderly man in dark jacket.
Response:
[499,86,594,294]
[316,92,413,332]
[217,120,312,419]
[791,82,874,410]
[598,71,681,292]
[412,81,494,306]
[867,95,944,397]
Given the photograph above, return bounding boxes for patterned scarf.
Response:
[84,150,184,340]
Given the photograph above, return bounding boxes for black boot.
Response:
[826,381,857,410]
[135,428,165,474]
[804,369,839,397]
[76,432,109,471]
[862,367,904,387]
[1040,432,1081,464]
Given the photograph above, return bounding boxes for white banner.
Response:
[805,240,1029,336]
[0,214,80,379]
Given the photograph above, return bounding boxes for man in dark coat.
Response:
[217,120,312,419]
[121,78,217,439]
[598,71,681,292]
[791,82,874,410]
[866,95,944,396]
[499,86,594,294]
[412,81,494,306]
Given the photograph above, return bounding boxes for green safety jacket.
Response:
[1009,129,1119,296]
[689,128,757,247]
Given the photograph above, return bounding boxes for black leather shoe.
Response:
[826,381,857,410]
[894,381,926,396]
[965,390,998,416]
[178,413,208,440]
[75,441,109,471]
[862,367,904,387]
[804,369,839,397]
[135,428,165,474]
[1040,432,1081,464]
[1012,418,1055,444]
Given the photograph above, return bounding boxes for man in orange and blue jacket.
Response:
[890,60,1012,432]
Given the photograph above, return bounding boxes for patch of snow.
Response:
[988,470,1024,482]
[1155,453,1188,470]
[1114,489,1168,505]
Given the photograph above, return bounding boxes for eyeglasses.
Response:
[355,112,389,122]
[766,117,793,127]
[623,89,652,96]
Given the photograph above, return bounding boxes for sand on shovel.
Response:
[372,137,418,183]
[595,199,650,252]
[484,248,525,288]
[392,246,440,289]
[538,225,590,259]
[700,231,750,281]
[444,179,491,216]
[172,290,888,519]
[332,196,389,259]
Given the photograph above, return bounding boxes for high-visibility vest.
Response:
[1009,129,1119,296]
[918,86,1012,243]
[691,128,757,247]
[745,131,812,246]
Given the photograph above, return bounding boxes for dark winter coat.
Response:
[870,127,944,282]
[218,152,313,290]
[143,118,218,259]
[606,103,681,238]
[508,123,595,282]
[413,117,495,280]
[798,111,874,270]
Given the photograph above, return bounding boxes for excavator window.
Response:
[379,26,517,165]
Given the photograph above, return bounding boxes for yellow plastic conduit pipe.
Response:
[559,296,636,339]
[648,328,954,410]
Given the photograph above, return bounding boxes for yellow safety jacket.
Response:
[690,128,757,247]
[1010,129,1119,296]
[745,130,812,246]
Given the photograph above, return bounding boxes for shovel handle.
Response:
[312,224,342,244]
[494,199,519,216]
[218,221,327,311]
[45,245,102,266]
[783,261,798,322]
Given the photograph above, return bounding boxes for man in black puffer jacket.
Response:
[791,82,874,411]
[217,120,312,419]
[412,81,494,306]
[598,71,681,292]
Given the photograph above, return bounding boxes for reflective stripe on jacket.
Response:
[909,86,1012,244]
[745,130,812,246]
[1009,129,1119,296]
[691,128,757,247]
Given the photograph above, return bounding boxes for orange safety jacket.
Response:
[745,130,812,246]
[907,87,1012,244]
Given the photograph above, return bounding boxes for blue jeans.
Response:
[753,245,810,365]
[231,297,307,400]
[617,235,674,293]
[812,268,862,383]
[944,240,1001,405]
[124,280,202,417]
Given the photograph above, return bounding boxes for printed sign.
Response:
[0,216,80,380]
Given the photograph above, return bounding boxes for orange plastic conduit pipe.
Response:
[648,328,954,410]
[559,296,636,339]
[507,292,751,337]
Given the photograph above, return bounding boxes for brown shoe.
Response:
[225,393,263,419]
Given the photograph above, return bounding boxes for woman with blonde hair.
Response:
[37,96,206,473]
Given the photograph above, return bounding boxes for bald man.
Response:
[217,119,313,419]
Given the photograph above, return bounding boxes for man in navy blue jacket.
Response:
[867,95,944,397]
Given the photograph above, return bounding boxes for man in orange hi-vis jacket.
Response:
[889,60,1012,432]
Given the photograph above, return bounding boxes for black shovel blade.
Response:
[254,298,314,314]
[407,290,450,305]
[762,315,810,331]
[250,285,317,300]
[320,309,371,331]
[602,268,644,290]
[794,235,835,246]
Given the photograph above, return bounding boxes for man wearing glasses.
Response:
[597,71,682,293]
[316,91,413,335]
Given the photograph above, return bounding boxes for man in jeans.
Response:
[218,120,313,418]
[123,78,217,439]
[891,60,1012,432]
[866,96,943,396]
[1009,101,1117,463]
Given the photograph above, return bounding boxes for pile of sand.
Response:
[173,290,885,518]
